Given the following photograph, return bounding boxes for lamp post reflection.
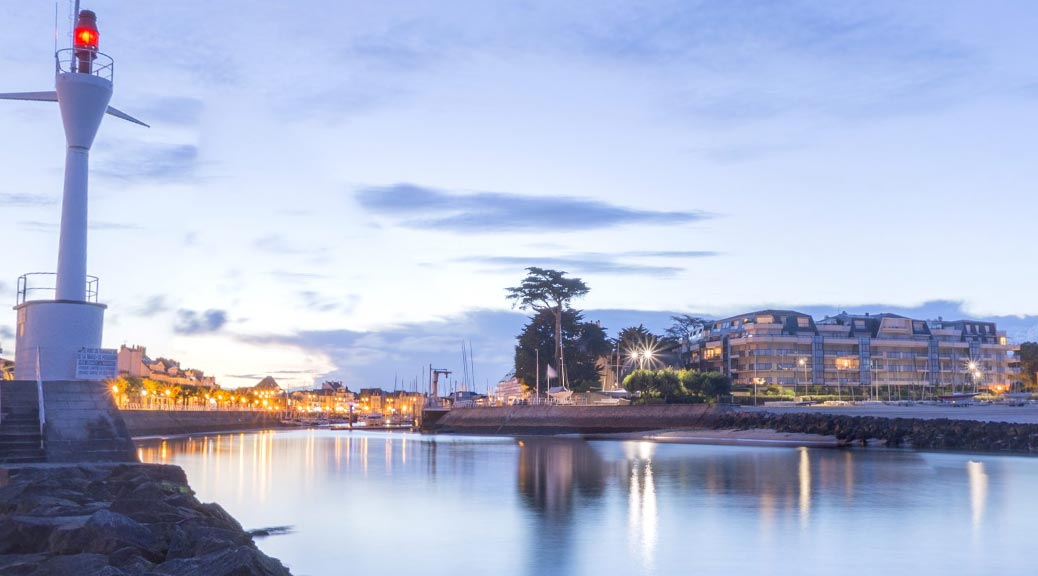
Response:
[624,442,658,573]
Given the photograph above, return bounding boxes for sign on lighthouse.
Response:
[0,7,147,381]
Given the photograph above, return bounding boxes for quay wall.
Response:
[434,406,1038,453]
[120,410,284,437]
[431,404,718,434]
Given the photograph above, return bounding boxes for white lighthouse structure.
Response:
[1,8,146,381]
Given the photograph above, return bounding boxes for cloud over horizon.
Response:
[355,183,712,233]
[174,309,228,335]
[461,250,719,277]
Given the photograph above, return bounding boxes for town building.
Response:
[687,310,1019,395]
[116,345,216,388]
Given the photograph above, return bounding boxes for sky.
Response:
[2,1,1038,391]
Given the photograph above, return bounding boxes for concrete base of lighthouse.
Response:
[13,300,106,381]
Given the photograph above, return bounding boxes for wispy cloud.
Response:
[132,295,170,318]
[0,325,13,340]
[174,309,228,335]
[18,220,143,233]
[355,183,711,233]
[299,291,360,314]
[94,142,200,184]
[0,193,55,207]
[133,97,205,127]
[461,250,719,277]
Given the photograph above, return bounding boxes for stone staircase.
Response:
[0,381,46,464]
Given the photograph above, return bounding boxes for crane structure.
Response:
[428,366,452,408]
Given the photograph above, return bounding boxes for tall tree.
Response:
[665,314,709,343]
[507,267,590,381]
[514,309,609,392]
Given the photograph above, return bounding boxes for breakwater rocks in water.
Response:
[434,406,1038,453]
[0,464,292,576]
[706,411,1038,453]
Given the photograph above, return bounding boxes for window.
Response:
[797,317,810,328]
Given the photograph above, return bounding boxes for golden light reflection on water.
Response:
[132,431,1033,576]
[625,442,657,573]
[967,460,987,531]
[798,447,811,526]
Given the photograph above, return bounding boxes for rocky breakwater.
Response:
[0,464,292,576]
[705,411,1038,453]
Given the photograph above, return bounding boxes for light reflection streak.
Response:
[798,447,811,526]
[385,438,393,474]
[844,451,854,500]
[238,433,245,502]
[967,460,987,531]
[626,442,657,573]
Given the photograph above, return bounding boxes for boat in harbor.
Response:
[938,392,979,404]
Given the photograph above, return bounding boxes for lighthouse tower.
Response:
[1,8,146,381]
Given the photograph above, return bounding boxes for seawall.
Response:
[120,411,284,437]
[434,405,1038,453]
[432,404,719,434]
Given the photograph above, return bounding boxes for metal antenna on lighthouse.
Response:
[1,7,148,381]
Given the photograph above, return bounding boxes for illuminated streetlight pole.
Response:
[797,356,806,400]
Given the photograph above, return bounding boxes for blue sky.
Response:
[2,1,1037,391]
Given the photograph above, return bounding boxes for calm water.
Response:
[137,430,1038,576]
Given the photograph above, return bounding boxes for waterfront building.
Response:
[494,376,524,404]
[687,310,1018,395]
[116,345,216,388]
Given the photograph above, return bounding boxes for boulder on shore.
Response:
[0,463,292,576]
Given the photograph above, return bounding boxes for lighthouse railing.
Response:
[16,273,99,305]
[55,48,114,81]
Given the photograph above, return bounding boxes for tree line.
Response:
[507,267,730,402]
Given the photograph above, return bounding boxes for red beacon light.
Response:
[73,10,99,73]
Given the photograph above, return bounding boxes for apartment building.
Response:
[688,310,1018,394]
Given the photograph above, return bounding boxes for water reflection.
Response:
[967,460,987,531]
[136,431,1038,576]
[516,438,605,576]
[624,442,657,572]
[798,447,811,526]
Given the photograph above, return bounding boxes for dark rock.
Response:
[0,463,293,575]
[25,552,109,575]
[48,509,163,560]
[0,515,89,554]
[152,546,292,576]
[197,503,245,532]
[0,553,47,575]
[108,545,157,572]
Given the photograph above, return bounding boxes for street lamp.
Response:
[966,360,978,394]
[797,357,806,400]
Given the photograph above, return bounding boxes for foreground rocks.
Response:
[0,464,292,576]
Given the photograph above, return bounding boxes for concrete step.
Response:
[0,437,43,444]
[0,453,47,464]
[0,415,40,422]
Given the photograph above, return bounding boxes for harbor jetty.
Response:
[428,404,1038,454]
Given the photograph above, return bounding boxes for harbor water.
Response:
[137,430,1038,576]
